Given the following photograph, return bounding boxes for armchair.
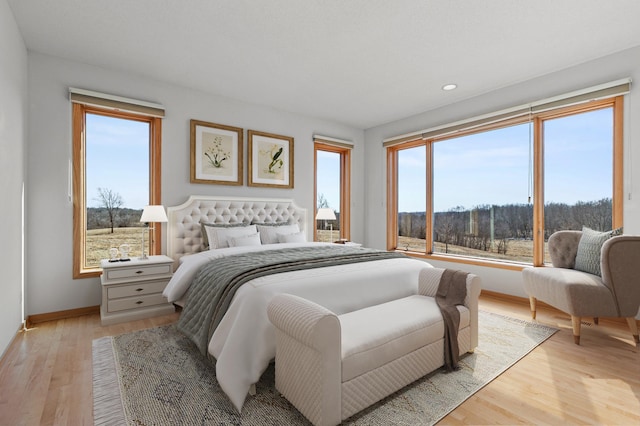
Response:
[522,230,640,345]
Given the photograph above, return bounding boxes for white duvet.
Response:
[163,242,432,412]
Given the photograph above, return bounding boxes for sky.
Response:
[86,113,344,213]
[316,150,341,211]
[86,114,149,210]
[86,107,613,214]
[398,107,613,212]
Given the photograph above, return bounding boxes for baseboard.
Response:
[481,289,533,306]
[26,305,100,327]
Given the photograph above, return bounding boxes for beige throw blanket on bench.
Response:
[436,269,468,371]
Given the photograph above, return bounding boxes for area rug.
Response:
[93,311,557,425]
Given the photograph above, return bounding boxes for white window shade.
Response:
[383,78,631,147]
[69,88,165,117]
[313,135,353,150]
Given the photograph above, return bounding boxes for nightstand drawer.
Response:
[103,263,172,281]
[107,280,168,299]
[108,293,168,312]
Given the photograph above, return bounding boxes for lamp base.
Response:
[139,224,150,260]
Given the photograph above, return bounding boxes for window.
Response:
[542,104,619,263]
[72,99,162,278]
[314,139,351,242]
[432,122,532,262]
[387,96,623,268]
[395,143,426,252]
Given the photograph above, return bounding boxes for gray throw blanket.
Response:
[177,245,407,356]
[436,269,468,371]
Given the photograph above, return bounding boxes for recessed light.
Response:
[442,84,457,91]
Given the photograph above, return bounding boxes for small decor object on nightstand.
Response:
[118,243,131,261]
[333,239,362,247]
[139,205,168,260]
[108,247,119,262]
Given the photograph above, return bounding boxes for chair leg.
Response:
[626,317,639,345]
[593,317,599,325]
[529,296,537,320]
[571,316,581,345]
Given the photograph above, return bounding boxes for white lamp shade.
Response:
[140,205,168,223]
[315,208,336,221]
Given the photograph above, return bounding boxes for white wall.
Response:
[26,52,364,316]
[22,35,640,317]
[0,0,27,357]
[364,45,640,298]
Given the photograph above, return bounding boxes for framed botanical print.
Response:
[190,119,243,185]
[248,130,294,188]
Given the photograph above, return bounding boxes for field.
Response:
[88,227,336,266]
[316,229,338,243]
[87,228,549,267]
[86,227,147,265]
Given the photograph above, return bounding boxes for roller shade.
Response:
[383,78,630,147]
[313,134,353,149]
[69,88,165,117]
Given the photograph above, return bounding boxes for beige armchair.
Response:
[522,230,640,345]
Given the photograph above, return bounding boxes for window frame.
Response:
[314,142,351,242]
[386,96,623,270]
[72,103,162,278]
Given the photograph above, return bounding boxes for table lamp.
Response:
[315,208,337,242]
[139,205,168,260]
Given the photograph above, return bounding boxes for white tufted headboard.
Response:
[166,195,308,263]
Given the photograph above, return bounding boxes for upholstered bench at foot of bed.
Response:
[267,267,481,426]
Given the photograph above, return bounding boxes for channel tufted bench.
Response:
[267,267,481,426]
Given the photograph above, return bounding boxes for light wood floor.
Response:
[0,296,638,426]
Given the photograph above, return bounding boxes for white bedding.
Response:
[163,242,432,412]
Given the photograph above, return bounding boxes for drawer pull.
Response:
[135,270,144,274]
[136,301,144,305]
[135,288,144,292]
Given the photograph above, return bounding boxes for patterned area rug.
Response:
[93,311,557,425]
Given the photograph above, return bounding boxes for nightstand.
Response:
[100,255,175,326]
[333,240,362,247]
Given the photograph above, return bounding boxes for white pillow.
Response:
[257,223,300,244]
[228,232,262,247]
[277,231,307,243]
[201,222,248,248]
[206,224,258,249]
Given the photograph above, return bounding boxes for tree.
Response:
[317,193,330,209]
[95,188,123,233]
[435,211,457,253]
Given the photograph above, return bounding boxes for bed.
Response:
[162,195,432,412]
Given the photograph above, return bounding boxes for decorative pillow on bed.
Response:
[228,232,262,247]
[251,219,292,225]
[256,223,300,245]
[204,223,258,249]
[201,222,250,248]
[277,231,306,243]
[574,226,622,276]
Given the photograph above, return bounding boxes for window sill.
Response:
[73,268,102,279]
[394,250,528,272]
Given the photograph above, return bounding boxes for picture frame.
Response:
[248,130,294,188]
[190,119,243,185]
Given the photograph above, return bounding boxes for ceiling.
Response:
[8,0,640,129]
